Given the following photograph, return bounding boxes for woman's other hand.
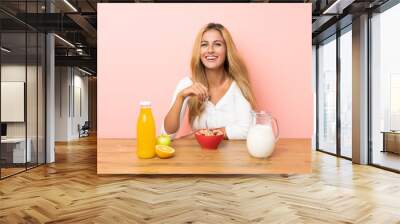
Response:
[179,82,208,102]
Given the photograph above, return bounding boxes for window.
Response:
[317,35,337,154]
[390,74,400,130]
[371,2,400,171]
[340,27,352,158]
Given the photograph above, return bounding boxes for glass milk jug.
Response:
[246,111,279,158]
[136,101,156,159]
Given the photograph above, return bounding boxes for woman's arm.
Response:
[163,80,209,136]
[163,92,186,134]
[224,93,253,140]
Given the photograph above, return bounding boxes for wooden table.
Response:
[97,136,311,175]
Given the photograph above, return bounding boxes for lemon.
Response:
[155,145,175,159]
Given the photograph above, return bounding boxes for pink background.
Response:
[98,3,312,139]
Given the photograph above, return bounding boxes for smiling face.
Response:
[200,29,227,70]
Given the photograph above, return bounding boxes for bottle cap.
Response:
[139,101,152,107]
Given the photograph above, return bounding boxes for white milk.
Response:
[246,124,276,158]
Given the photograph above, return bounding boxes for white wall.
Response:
[55,67,89,141]
[75,73,88,136]
[55,67,70,141]
[1,65,40,138]
[1,66,26,137]
[1,64,46,163]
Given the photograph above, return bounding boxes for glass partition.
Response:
[38,32,45,165]
[27,31,38,169]
[1,31,28,177]
[0,1,46,179]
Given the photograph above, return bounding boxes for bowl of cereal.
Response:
[194,129,224,149]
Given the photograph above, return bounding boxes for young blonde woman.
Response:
[163,23,257,140]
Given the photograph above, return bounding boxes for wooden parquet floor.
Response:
[1,135,400,224]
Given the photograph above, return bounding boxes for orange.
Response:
[155,145,175,159]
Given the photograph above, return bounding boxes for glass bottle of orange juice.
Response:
[136,101,156,159]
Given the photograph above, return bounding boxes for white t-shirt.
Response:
[162,76,253,140]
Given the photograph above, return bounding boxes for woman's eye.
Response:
[201,43,207,47]
[214,43,222,47]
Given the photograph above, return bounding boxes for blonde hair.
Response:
[188,23,257,124]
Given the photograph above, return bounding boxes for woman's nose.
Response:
[207,45,214,53]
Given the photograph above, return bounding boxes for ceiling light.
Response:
[63,0,78,12]
[1,47,11,53]
[78,67,93,76]
[76,48,85,55]
[323,0,355,15]
[54,34,75,48]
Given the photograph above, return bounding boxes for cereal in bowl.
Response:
[198,129,223,136]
